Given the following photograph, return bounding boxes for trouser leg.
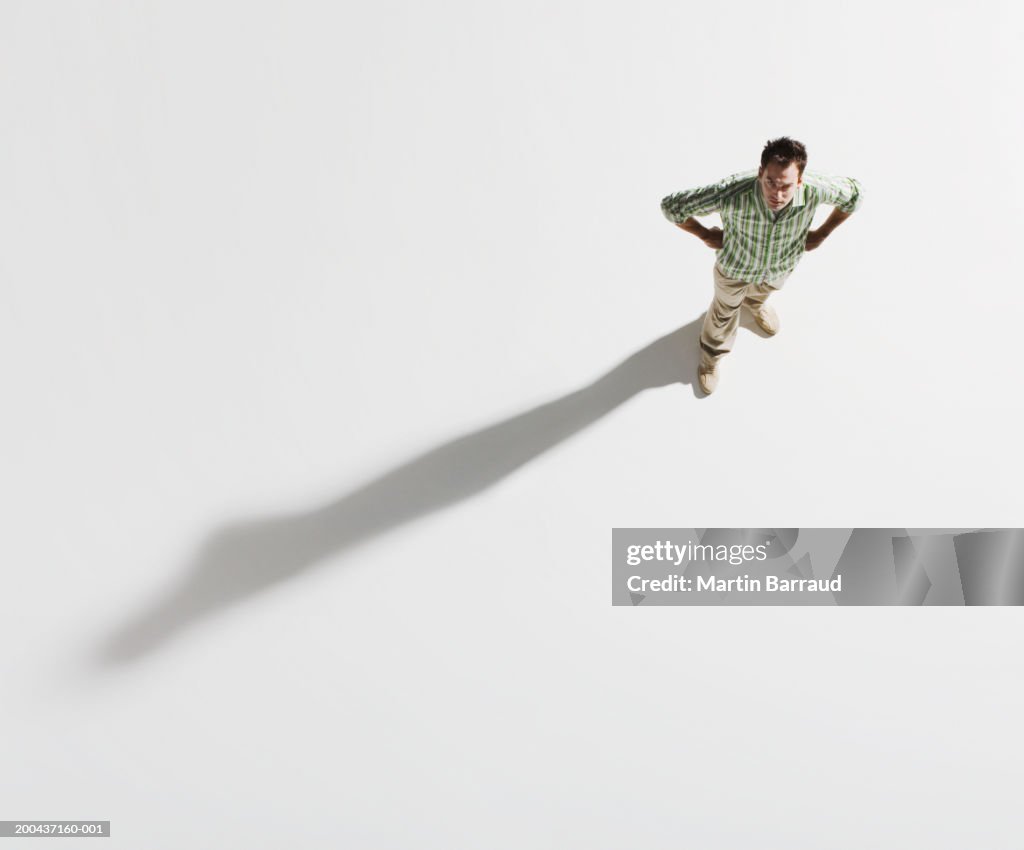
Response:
[742,281,776,312]
[699,265,754,368]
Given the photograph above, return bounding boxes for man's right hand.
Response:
[701,226,723,250]
[674,217,723,249]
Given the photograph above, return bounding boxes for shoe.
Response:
[698,363,718,395]
[749,303,779,335]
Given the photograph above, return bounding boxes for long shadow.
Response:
[97,318,705,664]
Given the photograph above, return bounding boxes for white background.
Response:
[2,1,1023,847]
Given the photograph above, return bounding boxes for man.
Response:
[661,137,862,394]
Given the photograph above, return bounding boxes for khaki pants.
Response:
[699,263,791,369]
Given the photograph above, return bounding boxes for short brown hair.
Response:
[761,137,808,176]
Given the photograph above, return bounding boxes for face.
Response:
[758,161,802,211]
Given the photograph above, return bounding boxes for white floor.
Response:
[3,3,1023,847]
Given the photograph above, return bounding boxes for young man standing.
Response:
[661,137,862,394]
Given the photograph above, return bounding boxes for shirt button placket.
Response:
[763,217,775,283]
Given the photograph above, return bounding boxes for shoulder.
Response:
[715,169,758,198]
[801,169,853,192]
[723,168,758,186]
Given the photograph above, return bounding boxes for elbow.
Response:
[841,179,863,214]
[661,196,678,222]
[662,198,691,224]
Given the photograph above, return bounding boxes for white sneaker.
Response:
[749,303,779,335]
[698,364,718,395]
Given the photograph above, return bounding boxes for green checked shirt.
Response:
[661,169,863,283]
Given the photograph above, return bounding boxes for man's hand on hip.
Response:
[675,217,722,249]
[702,226,723,250]
[805,229,827,251]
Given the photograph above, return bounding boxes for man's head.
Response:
[757,136,807,211]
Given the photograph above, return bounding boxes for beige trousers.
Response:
[699,263,791,369]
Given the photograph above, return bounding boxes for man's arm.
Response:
[805,208,852,251]
[661,170,753,249]
[804,173,862,251]
[676,217,723,249]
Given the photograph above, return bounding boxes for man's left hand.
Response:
[805,229,827,251]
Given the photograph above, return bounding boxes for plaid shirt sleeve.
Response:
[660,170,754,223]
[805,172,863,214]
